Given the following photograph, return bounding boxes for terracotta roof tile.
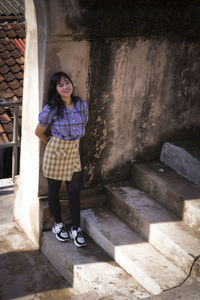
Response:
[0,22,25,144]
[0,49,11,59]
[6,29,16,39]
[7,79,21,90]
[2,23,12,31]
[3,71,15,82]
[10,64,21,74]
[1,88,14,99]
[0,29,6,39]
[0,43,5,52]
[5,41,16,51]
[0,57,4,66]
[0,126,9,143]
[14,87,23,97]
[12,23,22,31]
[16,72,23,80]
[0,64,9,74]
[10,48,21,58]
[5,56,16,66]
[2,121,13,134]
[15,56,24,65]
[0,108,12,123]
[15,28,25,38]
[0,81,9,91]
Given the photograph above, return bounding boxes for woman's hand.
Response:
[35,124,49,144]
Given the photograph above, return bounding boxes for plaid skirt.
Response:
[42,135,81,181]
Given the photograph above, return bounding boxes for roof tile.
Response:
[12,23,22,31]
[5,41,16,51]
[0,64,9,74]
[15,57,24,65]
[2,23,12,31]
[0,129,10,143]
[10,48,21,58]
[1,89,14,99]
[0,49,11,59]
[3,72,15,82]
[14,87,23,97]
[15,71,23,80]
[10,64,21,74]
[6,29,17,39]
[0,81,9,91]
[0,75,4,83]
[0,109,12,123]
[0,43,6,52]
[0,22,25,144]
[15,28,25,38]
[0,57,4,66]
[7,79,21,90]
[0,29,6,39]
[5,56,16,66]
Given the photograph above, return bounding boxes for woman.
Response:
[35,72,88,247]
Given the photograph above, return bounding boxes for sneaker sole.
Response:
[74,239,86,247]
[70,233,86,247]
[52,228,69,242]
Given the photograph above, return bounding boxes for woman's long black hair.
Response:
[47,72,79,118]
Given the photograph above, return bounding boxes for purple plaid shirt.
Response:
[39,98,88,141]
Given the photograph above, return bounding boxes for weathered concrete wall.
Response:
[40,0,200,186]
[83,38,200,185]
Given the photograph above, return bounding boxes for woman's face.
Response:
[56,76,73,98]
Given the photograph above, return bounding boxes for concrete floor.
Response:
[0,178,200,300]
[0,179,78,300]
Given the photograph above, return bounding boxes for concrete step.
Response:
[81,207,186,295]
[160,140,200,186]
[105,184,200,276]
[132,161,200,231]
[40,187,106,230]
[41,230,150,299]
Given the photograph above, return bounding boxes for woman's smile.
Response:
[56,77,73,98]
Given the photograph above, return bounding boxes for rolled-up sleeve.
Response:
[39,105,53,127]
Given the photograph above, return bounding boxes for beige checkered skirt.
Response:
[42,135,81,181]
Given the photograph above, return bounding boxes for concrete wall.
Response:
[15,0,200,244]
[83,38,200,185]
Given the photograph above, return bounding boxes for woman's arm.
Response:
[35,123,49,144]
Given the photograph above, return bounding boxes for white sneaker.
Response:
[52,222,69,242]
[69,227,86,247]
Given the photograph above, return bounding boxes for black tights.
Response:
[47,172,81,230]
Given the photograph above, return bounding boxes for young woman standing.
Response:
[35,72,88,247]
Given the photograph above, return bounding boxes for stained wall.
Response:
[43,1,200,187]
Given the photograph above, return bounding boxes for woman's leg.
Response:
[65,172,81,230]
[47,178,62,223]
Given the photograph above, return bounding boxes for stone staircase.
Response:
[41,141,200,298]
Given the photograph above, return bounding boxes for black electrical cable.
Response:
[163,255,200,292]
